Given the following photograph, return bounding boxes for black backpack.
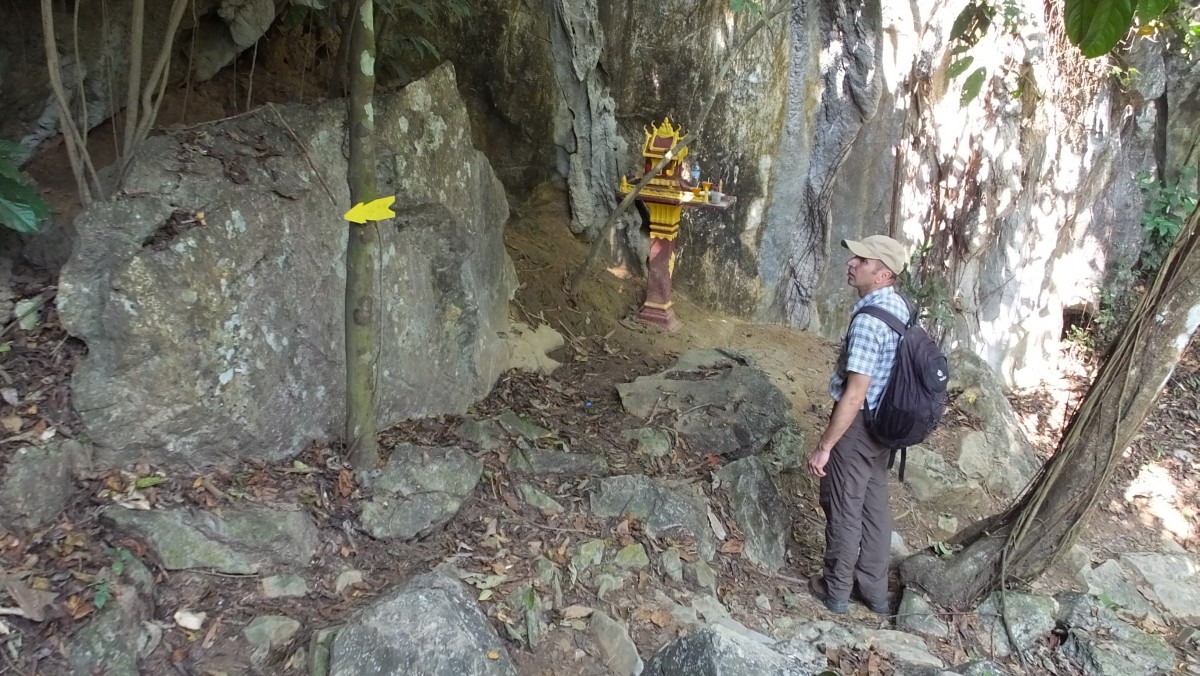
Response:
[855,301,950,479]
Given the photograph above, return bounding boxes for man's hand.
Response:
[809,374,871,478]
[808,447,831,477]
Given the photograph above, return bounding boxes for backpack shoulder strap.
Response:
[856,305,907,335]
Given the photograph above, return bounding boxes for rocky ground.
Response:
[1,185,1199,675]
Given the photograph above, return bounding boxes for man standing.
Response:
[808,235,910,614]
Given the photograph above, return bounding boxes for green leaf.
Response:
[93,580,111,609]
[1136,0,1172,22]
[1065,0,1137,58]
[950,1,995,47]
[0,157,26,184]
[135,475,168,488]
[960,67,988,106]
[948,56,975,79]
[0,139,29,164]
[0,175,48,233]
[409,1,433,25]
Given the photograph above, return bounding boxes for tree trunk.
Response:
[902,204,1200,608]
[344,0,380,468]
[327,3,355,99]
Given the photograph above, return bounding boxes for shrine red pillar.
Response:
[637,201,682,332]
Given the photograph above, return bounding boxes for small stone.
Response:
[653,590,698,625]
[622,428,673,458]
[937,514,958,532]
[688,560,717,595]
[614,543,649,570]
[536,558,564,607]
[571,539,606,583]
[243,615,301,664]
[896,590,949,638]
[456,418,502,450]
[15,298,41,331]
[285,648,307,671]
[509,446,608,476]
[590,611,643,676]
[755,594,771,611]
[335,569,364,594]
[260,573,308,599]
[516,484,565,514]
[495,411,551,440]
[661,548,684,583]
[781,590,800,608]
[596,572,625,599]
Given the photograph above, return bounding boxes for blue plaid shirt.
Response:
[829,286,911,411]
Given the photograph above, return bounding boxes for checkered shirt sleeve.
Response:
[828,288,910,410]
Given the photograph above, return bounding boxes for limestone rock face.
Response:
[58,63,516,466]
[443,0,1159,391]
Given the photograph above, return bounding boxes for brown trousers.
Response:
[819,411,892,603]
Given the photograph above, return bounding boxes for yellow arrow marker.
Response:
[344,195,397,224]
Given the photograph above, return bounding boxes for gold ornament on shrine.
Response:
[616,117,736,332]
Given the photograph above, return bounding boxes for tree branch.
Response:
[39,0,103,203]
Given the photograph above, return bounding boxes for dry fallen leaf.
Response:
[3,575,57,622]
[65,594,92,620]
[0,415,22,434]
[0,388,18,407]
[719,539,744,555]
[201,617,222,649]
[648,609,671,627]
[707,507,728,541]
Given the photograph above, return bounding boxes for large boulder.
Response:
[67,558,157,675]
[945,350,1041,499]
[359,444,483,540]
[590,474,716,561]
[328,569,517,676]
[617,349,791,459]
[644,624,822,676]
[1057,592,1177,676]
[102,505,320,574]
[0,443,76,532]
[58,63,516,466]
[713,456,789,572]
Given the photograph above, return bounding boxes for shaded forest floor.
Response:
[1,182,1199,673]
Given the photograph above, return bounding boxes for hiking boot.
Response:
[851,584,894,615]
[808,574,848,614]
